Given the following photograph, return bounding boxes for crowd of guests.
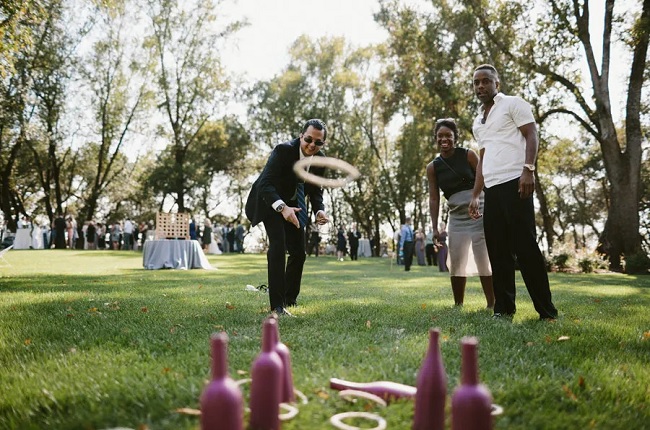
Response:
[190,220,246,254]
[394,219,448,271]
[40,214,153,250]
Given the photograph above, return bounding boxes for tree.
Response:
[457,0,649,269]
[145,116,250,215]
[0,0,76,230]
[248,36,399,246]
[78,0,152,222]
[0,0,48,78]
[144,0,245,213]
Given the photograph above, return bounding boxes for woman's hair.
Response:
[434,118,459,142]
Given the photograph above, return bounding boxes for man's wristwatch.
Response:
[275,204,286,212]
[523,164,536,171]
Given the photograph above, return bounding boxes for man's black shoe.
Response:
[492,312,514,320]
[272,306,295,317]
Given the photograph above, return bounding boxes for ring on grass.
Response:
[279,402,299,420]
[329,411,387,430]
[491,403,504,416]
[338,389,387,407]
[294,388,308,405]
[235,378,251,387]
[293,156,360,188]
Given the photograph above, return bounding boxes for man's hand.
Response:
[315,211,329,225]
[469,197,482,219]
[280,205,301,228]
[518,169,535,198]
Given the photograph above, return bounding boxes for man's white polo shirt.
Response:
[472,92,536,188]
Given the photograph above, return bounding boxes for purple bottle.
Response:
[249,318,284,430]
[451,337,493,430]
[200,332,243,430]
[271,318,296,403]
[413,328,447,430]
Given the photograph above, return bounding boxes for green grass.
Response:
[1,250,649,430]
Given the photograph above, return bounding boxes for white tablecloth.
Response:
[358,239,372,257]
[13,229,43,249]
[143,240,214,270]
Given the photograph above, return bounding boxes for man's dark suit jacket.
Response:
[246,138,325,226]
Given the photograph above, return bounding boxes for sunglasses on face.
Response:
[303,135,325,146]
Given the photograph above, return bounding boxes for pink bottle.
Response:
[271,318,295,403]
[413,328,447,430]
[200,332,243,430]
[330,378,416,402]
[451,337,493,430]
[249,318,284,430]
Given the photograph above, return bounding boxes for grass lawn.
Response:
[0,249,649,430]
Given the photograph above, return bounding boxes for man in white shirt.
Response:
[469,64,558,321]
[123,218,134,251]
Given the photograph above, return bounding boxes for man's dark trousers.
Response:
[483,178,557,319]
[403,240,415,271]
[264,213,306,309]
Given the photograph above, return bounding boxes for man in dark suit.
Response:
[246,119,330,316]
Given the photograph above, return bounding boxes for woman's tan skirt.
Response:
[447,189,492,277]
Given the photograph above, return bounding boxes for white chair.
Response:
[0,244,13,267]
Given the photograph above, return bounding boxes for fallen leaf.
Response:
[141,307,148,313]
[198,285,203,289]
[24,338,31,346]
[66,313,74,318]
[137,424,150,430]
[526,341,535,347]
[88,307,98,313]
[562,384,577,401]
[162,367,171,374]
[545,335,552,344]
[642,331,650,340]
[175,407,201,416]
[236,369,248,376]
[225,302,235,310]
[578,376,585,389]
[558,336,570,341]
[593,299,601,303]
[421,303,426,310]
[366,320,371,329]
[316,389,330,400]
[170,326,176,334]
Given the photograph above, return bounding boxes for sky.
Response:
[219,0,390,83]
[218,0,629,121]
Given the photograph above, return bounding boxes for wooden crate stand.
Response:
[155,213,190,240]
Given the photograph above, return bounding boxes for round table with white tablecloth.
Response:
[143,239,215,270]
[357,238,372,257]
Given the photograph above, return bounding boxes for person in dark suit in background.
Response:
[348,224,360,261]
[53,213,67,249]
[245,119,330,316]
